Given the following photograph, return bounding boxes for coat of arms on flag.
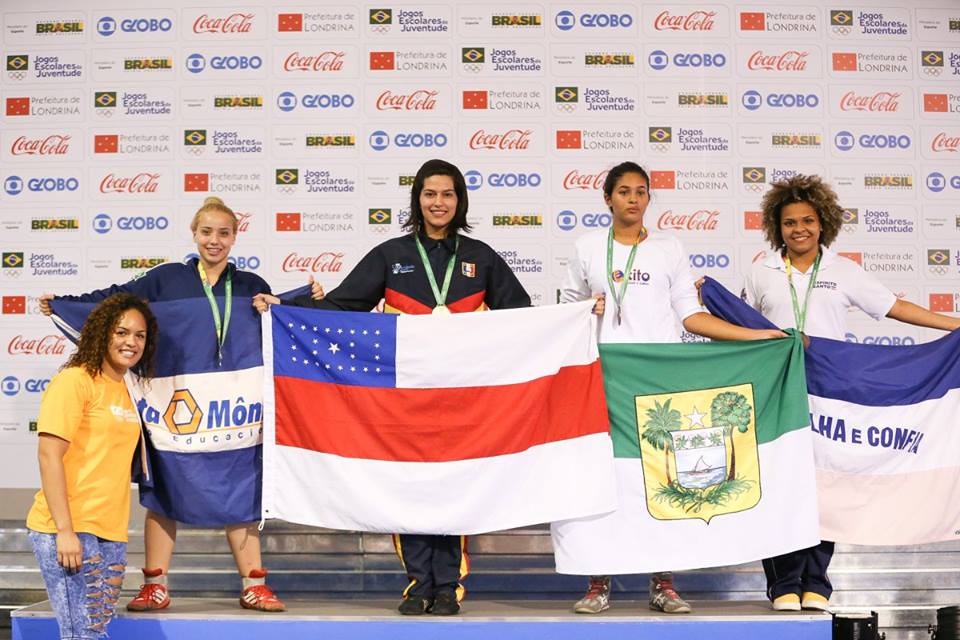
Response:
[552,336,817,575]
[636,385,761,524]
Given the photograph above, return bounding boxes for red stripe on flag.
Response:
[275,361,609,462]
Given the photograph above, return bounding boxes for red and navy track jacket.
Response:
[288,232,530,314]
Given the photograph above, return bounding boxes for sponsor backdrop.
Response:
[0,0,958,487]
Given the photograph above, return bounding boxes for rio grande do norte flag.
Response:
[552,334,820,574]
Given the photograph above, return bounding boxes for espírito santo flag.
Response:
[552,332,819,574]
[702,276,960,545]
[261,300,618,534]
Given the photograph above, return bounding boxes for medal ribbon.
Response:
[785,251,821,334]
[606,227,643,325]
[414,234,460,310]
[197,261,232,365]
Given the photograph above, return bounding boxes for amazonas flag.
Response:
[702,277,960,545]
[552,335,819,574]
[261,300,616,534]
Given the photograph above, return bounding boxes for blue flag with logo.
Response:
[50,285,309,526]
[701,277,960,545]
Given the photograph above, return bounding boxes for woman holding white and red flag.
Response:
[559,161,783,615]
[39,197,287,612]
[255,158,530,616]
[744,174,960,612]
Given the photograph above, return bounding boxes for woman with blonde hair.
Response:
[40,197,286,611]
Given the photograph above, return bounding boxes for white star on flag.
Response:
[686,407,706,427]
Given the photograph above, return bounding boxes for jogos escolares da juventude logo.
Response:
[636,384,761,523]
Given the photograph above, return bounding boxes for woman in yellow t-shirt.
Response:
[27,293,157,640]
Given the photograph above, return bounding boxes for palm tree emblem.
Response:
[641,399,682,485]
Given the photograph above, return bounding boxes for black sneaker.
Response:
[398,596,431,615]
[431,590,460,616]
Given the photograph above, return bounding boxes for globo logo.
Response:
[742,90,819,110]
[4,176,79,195]
[369,130,390,151]
[835,131,911,151]
[844,333,916,345]
[278,91,355,112]
[277,91,297,112]
[688,254,730,268]
[28,177,79,192]
[0,376,46,395]
[92,214,169,233]
[302,93,353,109]
[97,16,117,36]
[368,131,447,151]
[464,171,541,190]
[395,133,446,148]
[120,18,172,33]
[464,170,483,190]
[184,253,260,270]
[649,49,725,70]
[489,172,541,188]
[229,256,260,270]
[582,212,612,227]
[555,10,576,30]
[212,55,261,70]
[4,176,23,196]
[555,10,632,30]
[186,53,262,73]
[556,210,612,230]
[93,213,112,233]
[186,53,206,73]
[926,172,960,192]
[25,378,49,392]
[99,16,173,35]
[1,376,19,397]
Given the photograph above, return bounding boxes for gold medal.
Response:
[432,305,451,315]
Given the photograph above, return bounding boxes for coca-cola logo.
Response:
[11,135,71,156]
[747,50,808,72]
[283,51,344,72]
[235,211,252,233]
[654,10,716,31]
[563,169,608,191]
[376,89,438,112]
[99,172,160,194]
[282,252,344,273]
[468,129,531,151]
[840,91,901,112]
[932,132,960,153]
[193,13,254,34]
[657,209,719,231]
[8,334,67,356]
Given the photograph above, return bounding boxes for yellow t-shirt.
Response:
[26,367,141,542]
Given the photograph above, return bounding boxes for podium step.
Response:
[3,520,958,639]
[12,598,831,640]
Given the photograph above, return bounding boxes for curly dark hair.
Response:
[761,174,845,250]
[63,293,157,380]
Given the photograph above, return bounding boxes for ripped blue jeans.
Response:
[28,530,126,640]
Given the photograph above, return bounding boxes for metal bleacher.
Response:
[2,519,958,639]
